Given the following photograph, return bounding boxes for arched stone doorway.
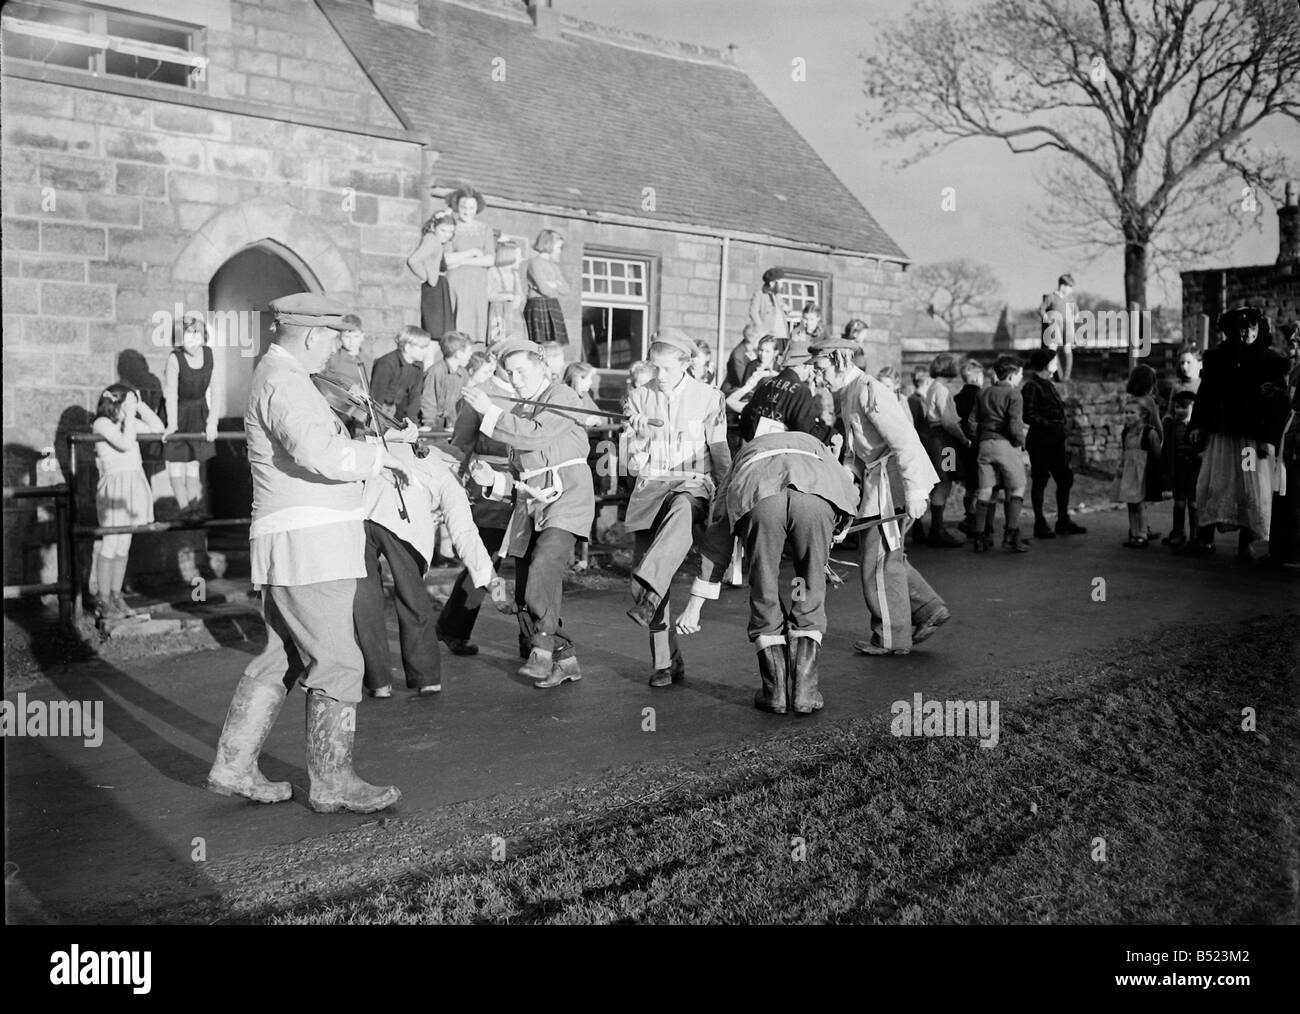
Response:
[172,199,356,519]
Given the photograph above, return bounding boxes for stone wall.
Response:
[1060,381,1129,475]
[1181,263,1300,348]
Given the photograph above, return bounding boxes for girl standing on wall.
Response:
[406,210,456,340]
[162,313,216,519]
[524,229,570,345]
[487,239,526,347]
[443,185,496,343]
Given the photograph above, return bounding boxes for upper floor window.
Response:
[776,273,825,327]
[2,1,206,89]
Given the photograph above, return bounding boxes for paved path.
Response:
[4,504,1295,919]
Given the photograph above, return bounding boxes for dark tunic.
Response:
[164,346,215,463]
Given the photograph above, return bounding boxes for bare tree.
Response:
[910,259,1004,339]
[861,0,1300,310]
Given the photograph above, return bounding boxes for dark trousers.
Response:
[353,520,440,690]
[746,490,834,642]
[515,525,576,658]
[1027,430,1073,521]
[436,526,506,642]
[1269,454,1299,564]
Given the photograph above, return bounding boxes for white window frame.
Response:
[1,0,207,88]
[776,275,824,329]
[582,253,652,367]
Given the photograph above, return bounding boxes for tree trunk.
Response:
[1124,232,1149,366]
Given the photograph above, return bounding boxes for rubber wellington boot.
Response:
[208,675,293,803]
[790,637,824,715]
[305,692,400,814]
[754,644,788,714]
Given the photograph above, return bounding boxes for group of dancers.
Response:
[207,294,948,815]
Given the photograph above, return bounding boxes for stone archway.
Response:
[173,198,355,294]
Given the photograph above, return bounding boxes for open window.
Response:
[581,252,653,371]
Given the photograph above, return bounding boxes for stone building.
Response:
[2,0,908,587]
[1181,183,1300,345]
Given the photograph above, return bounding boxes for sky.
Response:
[563,0,1298,312]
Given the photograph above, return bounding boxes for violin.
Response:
[311,371,430,459]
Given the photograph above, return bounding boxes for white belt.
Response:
[518,457,587,506]
[753,417,787,437]
[743,447,824,467]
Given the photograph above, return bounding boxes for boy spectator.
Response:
[972,355,1030,553]
[370,325,431,425]
[1022,347,1086,538]
[421,330,473,429]
[1161,390,1200,550]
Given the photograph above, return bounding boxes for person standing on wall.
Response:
[1039,273,1079,382]
[162,313,217,519]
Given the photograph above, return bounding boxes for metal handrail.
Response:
[1,483,74,628]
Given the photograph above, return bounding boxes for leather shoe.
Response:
[535,655,581,689]
[439,633,479,656]
[1055,518,1087,535]
[1033,520,1056,539]
[518,648,553,681]
[648,652,686,687]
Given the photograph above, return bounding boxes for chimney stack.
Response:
[1279,181,1299,266]
[372,0,420,28]
[528,0,560,41]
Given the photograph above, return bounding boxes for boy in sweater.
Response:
[973,356,1030,553]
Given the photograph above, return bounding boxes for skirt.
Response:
[447,265,490,343]
[421,279,454,340]
[163,396,215,463]
[97,467,155,528]
[523,296,569,345]
[1195,433,1273,534]
[1111,451,1147,504]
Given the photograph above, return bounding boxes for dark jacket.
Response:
[740,368,831,444]
[369,349,424,426]
[1021,373,1066,436]
[1191,339,1288,444]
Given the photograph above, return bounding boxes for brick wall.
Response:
[1181,263,1300,348]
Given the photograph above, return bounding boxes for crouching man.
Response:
[674,428,857,714]
[208,294,411,814]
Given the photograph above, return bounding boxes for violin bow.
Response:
[356,365,411,521]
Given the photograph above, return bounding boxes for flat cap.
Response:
[493,337,543,362]
[649,328,696,359]
[269,293,353,330]
[809,337,860,355]
[783,341,815,365]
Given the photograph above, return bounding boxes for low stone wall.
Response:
[1059,380,1128,475]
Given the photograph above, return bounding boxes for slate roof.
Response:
[317,0,907,259]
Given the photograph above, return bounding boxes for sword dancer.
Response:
[624,329,732,687]
[810,338,950,657]
[437,350,519,658]
[675,425,857,714]
[207,294,409,814]
[461,339,596,689]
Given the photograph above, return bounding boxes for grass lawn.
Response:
[240,614,1298,925]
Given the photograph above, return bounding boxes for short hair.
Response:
[1058,273,1075,287]
[993,355,1023,381]
[1027,347,1056,372]
[929,352,959,379]
[439,330,472,357]
[398,325,431,347]
[466,350,490,375]
[961,356,986,378]
[628,360,656,381]
[448,184,486,214]
[842,318,868,340]
[742,323,758,341]
[494,241,521,268]
[96,383,136,423]
[537,340,565,359]
[911,366,930,385]
[1125,397,1153,424]
[802,302,820,315]
[649,341,692,364]
[340,314,364,333]
[424,210,456,234]
[1171,390,1196,410]
[1125,364,1157,397]
[757,334,781,353]
[563,361,598,396]
[533,229,565,255]
[876,365,900,383]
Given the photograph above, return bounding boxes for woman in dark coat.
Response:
[1190,306,1289,558]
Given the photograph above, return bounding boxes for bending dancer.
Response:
[810,338,949,657]
[207,294,409,814]
[437,352,518,657]
[624,329,731,687]
[461,338,595,689]
[675,429,857,714]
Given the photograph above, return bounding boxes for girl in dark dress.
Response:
[406,210,456,340]
[162,314,216,517]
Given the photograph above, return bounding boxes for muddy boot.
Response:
[754,643,788,714]
[790,636,824,715]
[305,692,401,814]
[519,647,553,681]
[535,654,582,689]
[1003,527,1030,553]
[207,675,292,804]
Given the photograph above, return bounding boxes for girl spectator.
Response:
[1113,397,1162,548]
[406,210,456,340]
[749,268,790,342]
[691,339,716,385]
[93,384,164,620]
[162,313,216,519]
[524,229,569,345]
[1125,363,1165,442]
[876,365,904,400]
[487,240,526,348]
[920,352,972,546]
[443,185,495,342]
[563,362,604,428]
[464,349,494,391]
[625,361,657,409]
[1191,306,1287,559]
[728,335,780,415]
